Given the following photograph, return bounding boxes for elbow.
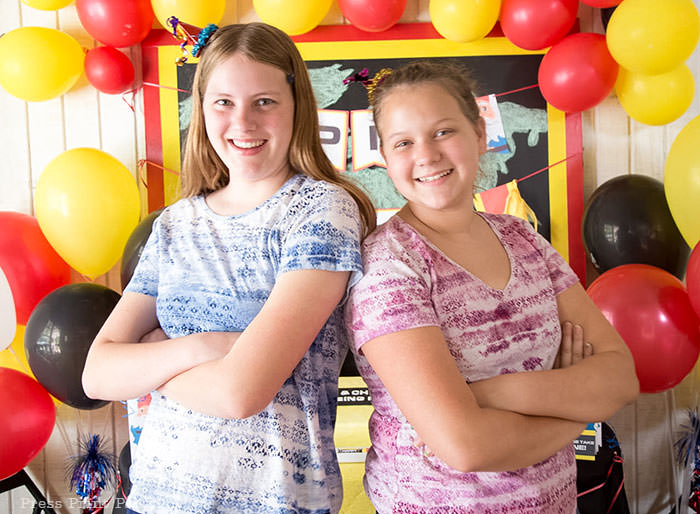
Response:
[614,357,640,408]
[426,432,493,473]
[622,371,640,405]
[440,446,493,473]
[81,370,102,401]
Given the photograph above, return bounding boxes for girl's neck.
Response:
[206,168,295,216]
[399,202,478,240]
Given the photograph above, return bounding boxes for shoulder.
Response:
[478,211,532,233]
[361,217,432,273]
[150,197,202,231]
[292,175,355,206]
[285,175,360,225]
[157,197,200,219]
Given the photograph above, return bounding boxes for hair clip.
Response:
[192,23,218,58]
[343,68,370,86]
[167,17,217,65]
[287,72,295,85]
[366,68,393,105]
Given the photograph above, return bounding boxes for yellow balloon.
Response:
[0,27,84,102]
[429,0,501,43]
[152,0,225,30]
[253,0,332,36]
[664,114,700,248]
[21,0,73,9]
[615,64,695,126]
[607,0,700,75]
[34,148,140,278]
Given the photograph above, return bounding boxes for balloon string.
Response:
[474,152,582,194]
[137,159,181,190]
[494,83,539,97]
[666,389,681,510]
[121,82,192,112]
[142,81,190,94]
[516,152,582,183]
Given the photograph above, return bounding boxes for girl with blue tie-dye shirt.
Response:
[82,23,375,514]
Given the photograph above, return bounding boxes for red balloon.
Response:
[587,264,700,393]
[76,0,154,48]
[0,212,71,325]
[500,0,578,50]
[0,367,56,480]
[338,0,407,32]
[85,46,135,94]
[538,32,619,113]
[580,0,622,6]
[687,243,700,318]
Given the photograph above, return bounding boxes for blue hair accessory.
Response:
[192,23,218,58]
[166,17,217,65]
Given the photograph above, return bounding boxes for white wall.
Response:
[1,1,699,513]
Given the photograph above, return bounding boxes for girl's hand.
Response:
[553,321,592,369]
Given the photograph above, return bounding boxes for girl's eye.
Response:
[394,140,410,149]
[256,98,274,106]
[436,129,453,137]
[214,99,232,106]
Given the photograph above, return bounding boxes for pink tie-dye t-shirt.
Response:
[345,212,579,514]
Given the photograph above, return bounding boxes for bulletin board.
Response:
[141,22,585,281]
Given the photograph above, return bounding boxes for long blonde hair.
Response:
[181,22,376,238]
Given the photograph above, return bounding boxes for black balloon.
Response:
[582,175,690,279]
[112,442,131,514]
[25,283,121,410]
[120,209,162,290]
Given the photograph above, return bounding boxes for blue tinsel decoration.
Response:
[674,408,700,512]
[192,24,219,58]
[68,434,116,502]
[675,408,700,468]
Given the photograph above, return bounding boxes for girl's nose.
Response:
[231,105,257,132]
[415,141,440,166]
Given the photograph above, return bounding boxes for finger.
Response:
[584,341,594,358]
[571,324,584,364]
[559,321,573,368]
[553,353,561,370]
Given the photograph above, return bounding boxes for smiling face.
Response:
[378,81,486,215]
[202,52,295,189]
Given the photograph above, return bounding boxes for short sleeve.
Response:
[510,216,579,295]
[279,184,363,285]
[123,217,160,297]
[345,230,439,353]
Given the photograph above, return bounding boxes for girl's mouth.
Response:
[416,169,453,183]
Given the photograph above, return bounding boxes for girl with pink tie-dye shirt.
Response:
[345,62,639,513]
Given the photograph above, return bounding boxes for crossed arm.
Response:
[82,269,350,419]
[358,282,639,473]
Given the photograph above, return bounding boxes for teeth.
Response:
[417,170,452,183]
[232,139,265,149]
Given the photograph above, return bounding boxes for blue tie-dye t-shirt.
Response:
[123,174,363,514]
